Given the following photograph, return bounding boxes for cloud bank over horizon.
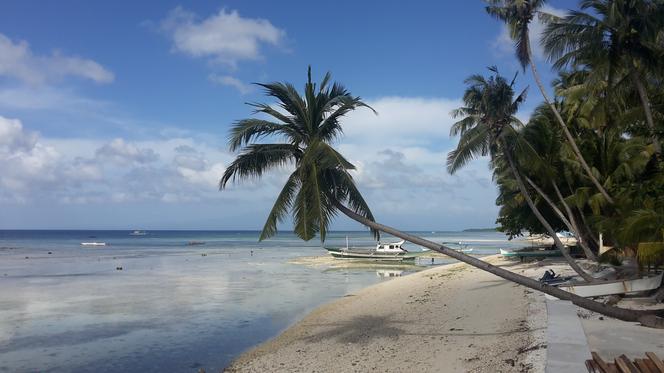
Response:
[0,93,498,231]
[0,2,541,231]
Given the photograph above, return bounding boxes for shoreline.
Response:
[225,255,547,372]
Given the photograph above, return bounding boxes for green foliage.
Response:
[447,67,527,174]
[221,67,378,242]
[485,0,550,69]
[599,250,623,266]
[637,242,664,269]
[489,0,664,255]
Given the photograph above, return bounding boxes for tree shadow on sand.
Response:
[298,314,546,344]
[299,315,406,344]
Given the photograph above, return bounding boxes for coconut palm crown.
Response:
[220,67,379,242]
[447,66,528,174]
[485,0,549,70]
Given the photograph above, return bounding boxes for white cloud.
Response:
[341,97,461,147]
[332,96,497,229]
[492,5,567,62]
[160,7,285,67]
[209,74,253,94]
[0,116,62,202]
[0,116,38,154]
[0,117,277,206]
[0,33,114,85]
[96,138,159,164]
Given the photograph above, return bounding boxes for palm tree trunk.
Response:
[504,150,595,282]
[524,176,598,262]
[525,176,572,228]
[526,43,614,204]
[629,68,662,158]
[566,174,601,250]
[577,207,600,249]
[335,203,664,328]
[552,181,598,261]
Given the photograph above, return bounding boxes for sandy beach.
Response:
[226,256,548,372]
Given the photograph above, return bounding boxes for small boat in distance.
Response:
[325,239,417,261]
[187,241,206,246]
[129,230,147,236]
[81,242,107,246]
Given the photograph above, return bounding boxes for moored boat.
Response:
[556,272,663,298]
[325,240,417,261]
[81,242,107,246]
[523,232,577,246]
[500,247,562,258]
[129,230,147,236]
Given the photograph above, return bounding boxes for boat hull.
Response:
[557,272,663,298]
[500,248,562,258]
[325,248,416,261]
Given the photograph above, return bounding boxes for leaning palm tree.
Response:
[220,67,379,242]
[447,67,595,281]
[542,0,663,160]
[221,67,663,328]
[520,105,599,261]
[485,0,615,203]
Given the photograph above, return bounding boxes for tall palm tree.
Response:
[447,67,595,281]
[520,105,599,261]
[542,0,663,159]
[485,0,615,203]
[220,67,379,242]
[221,67,663,328]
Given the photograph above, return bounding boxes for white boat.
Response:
[129,230,146,236]
[500,247,562,258]
[81,242,107,246]
[557,272,663,298]
[325,240,417,261]
[524,232,577,246]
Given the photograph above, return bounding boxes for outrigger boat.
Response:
[500,247,562,259]
[325,239,418,262]
[556,272,663,298]
[523,232,577,246]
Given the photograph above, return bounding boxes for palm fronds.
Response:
[221,66,377,242]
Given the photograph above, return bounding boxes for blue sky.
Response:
[0,0,577,231]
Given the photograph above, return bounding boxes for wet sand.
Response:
[226,256,547,372]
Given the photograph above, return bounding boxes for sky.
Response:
[0,0,579,231]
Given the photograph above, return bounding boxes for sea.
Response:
[0,230,527,372]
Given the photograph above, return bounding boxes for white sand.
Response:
[226,256,547,372]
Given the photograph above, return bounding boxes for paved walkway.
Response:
[545,299,592,373]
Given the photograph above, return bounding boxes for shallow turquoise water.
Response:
[0,230,524,372]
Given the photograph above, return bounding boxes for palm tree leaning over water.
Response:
[220,67,379,243]
[446,67,595,281]
[485,0,615,203]
[220,67,663,328]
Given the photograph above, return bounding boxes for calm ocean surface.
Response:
[0,230,526,372]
